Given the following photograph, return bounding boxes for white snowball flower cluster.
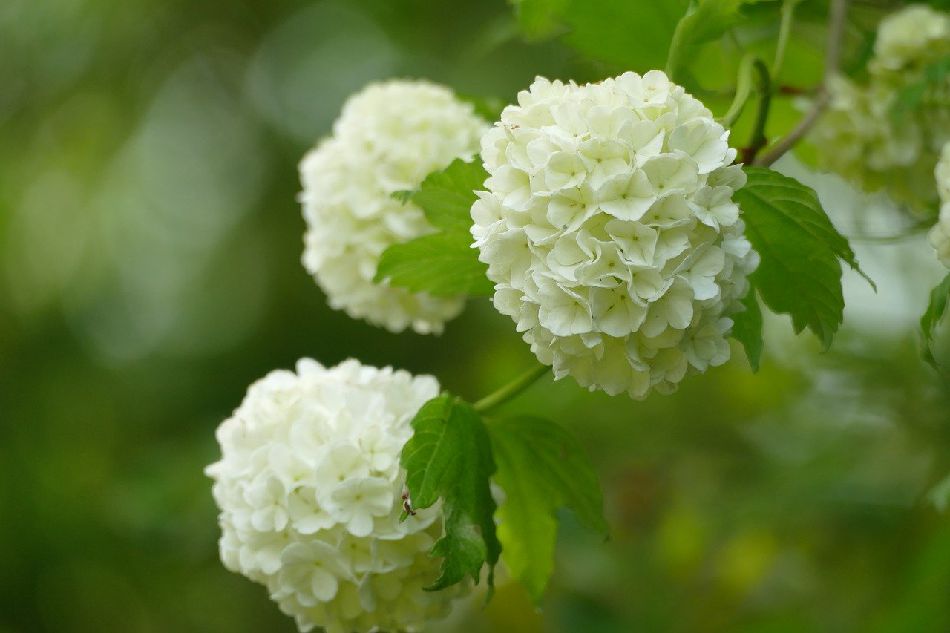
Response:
[809,4,950,215]
[870,4,950,75]
[928,143,950,267]
[206,358,468,633]
[299,80,486,334]
[472,72,759,399]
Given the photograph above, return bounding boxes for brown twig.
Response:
[753,0,848,167]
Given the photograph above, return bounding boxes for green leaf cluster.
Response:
[375,159,493,298]
[400,393,606,601]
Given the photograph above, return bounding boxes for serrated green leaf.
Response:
[374,232,493,297]
[731,289,763,372]
[920,273,950,370]
[401,395,500,591]
[377,158,493,298]
[735,166,870,349]
[410,158,488,233]
[488,416,607,601]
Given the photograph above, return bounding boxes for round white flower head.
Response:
[871,4,950,75]
[929,143,950,267]
[473,72,759,399]
[299,80,486,334]
[809,4,950,215]
[206,358,468,633]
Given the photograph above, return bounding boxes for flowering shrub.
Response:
[206,1,950,631]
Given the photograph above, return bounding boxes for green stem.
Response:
[473,364,549,415]
[753,0,848,166]
[741,59,772,164]
[665,12,688,81]
[720,53,757,128]
[772,0,801,81]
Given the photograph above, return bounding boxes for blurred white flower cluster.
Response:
[928,143,950,267]
[472,72,758,399]
[299,80,486,334]
[870,5,950,76]
[810,4,950,215]
[206,359,467,633]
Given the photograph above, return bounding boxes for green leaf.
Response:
[401,395,500,591]
[375,232,493,297]
[920,273,950,371]
[731,289,763,372]
[734,166,871,349]
[488,416,607,601]
[377,158,493,298]
[408,158,488,233]
[666,0,756,82]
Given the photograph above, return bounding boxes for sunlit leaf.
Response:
[408,158,489,233]
[375,232,493,297]
[377,158,492,297]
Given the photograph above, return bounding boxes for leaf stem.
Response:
[740,59,772,164]
[754,0,848,167]
[720,53,758,129]
[772,0,801,81]
[665,15,688,81]
[473,364,549,414]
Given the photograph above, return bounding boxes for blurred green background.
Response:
[1,0,949,631]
